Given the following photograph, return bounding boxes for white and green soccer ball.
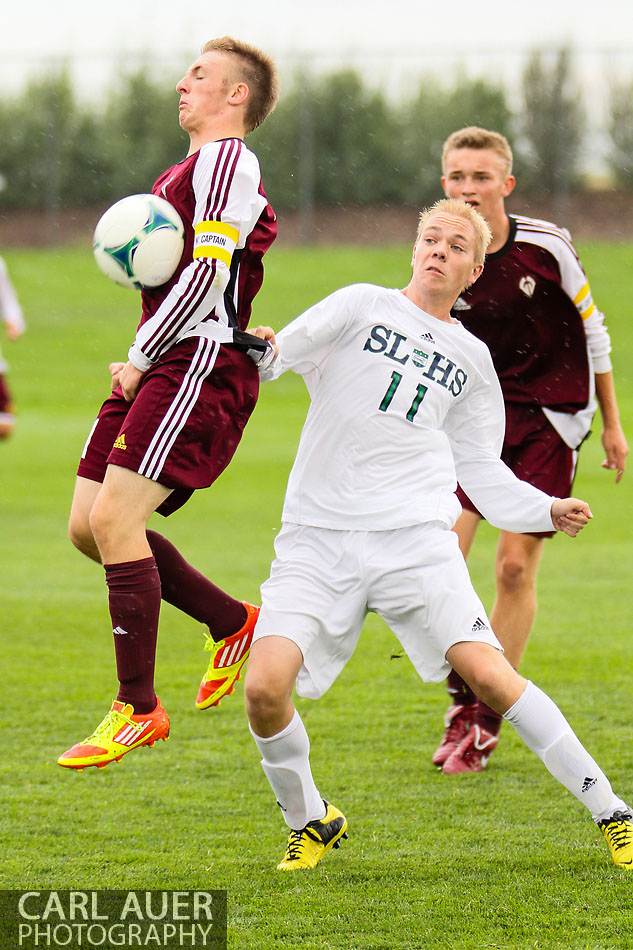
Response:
[93,193,185,289]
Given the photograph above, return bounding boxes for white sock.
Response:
[503,681,628,821]
[250,709,326,830]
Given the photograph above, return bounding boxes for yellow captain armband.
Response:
[193,221,239,267]
[573,281,596,320]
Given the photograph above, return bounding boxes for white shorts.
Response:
[255,521,502,699]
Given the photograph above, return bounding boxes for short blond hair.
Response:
[201,36,280,133]
[442,126,513,178]
[416,198,492,266]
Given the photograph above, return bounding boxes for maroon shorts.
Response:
[0,374,11,416]
[77,337,259,516]
[456,404,577,538]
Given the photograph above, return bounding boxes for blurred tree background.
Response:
[0,47,631,234]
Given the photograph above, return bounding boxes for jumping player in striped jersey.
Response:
[59,38,280,770]
[432,127,628,774]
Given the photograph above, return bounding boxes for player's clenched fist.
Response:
[550,497,593,537]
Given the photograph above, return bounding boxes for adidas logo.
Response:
[582,776,597,793]
[112,626,129,636]
[471,617,489,633]
[113,433,127,451]
[419,331,435,343]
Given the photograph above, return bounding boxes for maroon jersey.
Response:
[129,138,276,370]
[452,215,610,419]
[79,139,277,505]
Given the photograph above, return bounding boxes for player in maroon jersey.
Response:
[0,255,26,439]
[431,126,628,774]
[59,38,280,771]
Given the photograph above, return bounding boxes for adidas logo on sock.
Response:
[582,776,597,793]
[471,617,489,633]
[113,626,129,636]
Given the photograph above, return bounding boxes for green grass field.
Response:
[1,240,633,949]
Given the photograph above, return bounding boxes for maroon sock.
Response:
[105,556,161,714]
[146,530,247,641]
[474,700,503,737]
[446,668,477,707]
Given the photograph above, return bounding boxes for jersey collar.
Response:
[486,215,518,261]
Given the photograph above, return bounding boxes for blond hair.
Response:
[441,126,513,178]
[201,36,280,133]
[416,198,492,266]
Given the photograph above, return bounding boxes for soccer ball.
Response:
[93,194,185,290]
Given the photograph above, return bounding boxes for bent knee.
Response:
[469,663,525,712]
[245,673,283,715]
[496,555,532,594]
[68,514,100,561]
[88,494,121,546]
[244,663,294,720]
[448,642,524,711]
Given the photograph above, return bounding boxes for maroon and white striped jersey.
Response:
[452,215,612,448]
[128,138,276,371]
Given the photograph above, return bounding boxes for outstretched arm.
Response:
[447,347,593,536]
[250,286,361,383]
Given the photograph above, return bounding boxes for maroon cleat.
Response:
[432,703,475,767]
[442,724,499,774]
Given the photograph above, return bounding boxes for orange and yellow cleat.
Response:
[196,603,259,709]
[58,697,170,770]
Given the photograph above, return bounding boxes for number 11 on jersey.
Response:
[378,371,428,422]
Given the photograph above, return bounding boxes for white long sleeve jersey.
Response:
[0,255,25,374]
[261,283,555,533]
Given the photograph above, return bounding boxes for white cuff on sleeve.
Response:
[593,354,613,375]
[127,343,154,373]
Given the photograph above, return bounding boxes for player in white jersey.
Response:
[432,127,628,774]
[59,38,279,771]
[243,198,633,872]
[0,254,26,439]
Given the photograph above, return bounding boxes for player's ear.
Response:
[466,262,484,288]
[440,176,448,196]
[502,175,516,198]
[229,82,249,107]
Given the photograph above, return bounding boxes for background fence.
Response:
[1,45,633,243]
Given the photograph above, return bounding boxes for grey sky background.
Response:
[4,0,633,170]
[5,0,633,85]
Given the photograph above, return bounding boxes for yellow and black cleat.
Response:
[277,801,348,871]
